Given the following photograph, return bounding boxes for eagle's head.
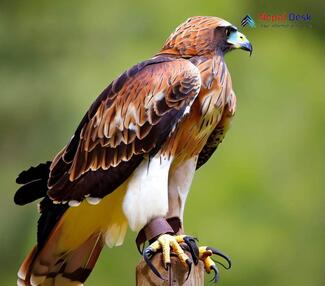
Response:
[160,16,252,58]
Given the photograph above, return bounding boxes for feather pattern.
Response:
[47,56,201,202]
[196,87,236,169]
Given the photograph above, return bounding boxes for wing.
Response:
[196,90,236,169]
[48,56,201,202]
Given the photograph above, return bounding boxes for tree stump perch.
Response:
[136,251,205,286]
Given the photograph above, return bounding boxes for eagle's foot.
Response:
[143,234,198,280]
[198,246,232,283]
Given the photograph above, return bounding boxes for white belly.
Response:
[122,155,173,231]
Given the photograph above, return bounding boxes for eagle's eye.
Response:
[225,26,237,38]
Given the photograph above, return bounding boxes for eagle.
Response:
[15,16,252,285]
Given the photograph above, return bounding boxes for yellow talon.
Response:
[143,236,230,283]
[204,256,215,273]
[199,246,212,258]
[157,234,190,268]
[198,246,232,283]
[150,240,161,252]
[170,239,187,264]
[143,233,195,280]
[199,246,214,272]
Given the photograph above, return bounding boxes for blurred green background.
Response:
[1,0,324,285]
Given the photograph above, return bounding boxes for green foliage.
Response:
[0,1,324,285]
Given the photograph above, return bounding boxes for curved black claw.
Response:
[185,259,192,281]
[183,236,199,265]
[143,247,165,280]
[210,264,220,283]
[206,247,232,270]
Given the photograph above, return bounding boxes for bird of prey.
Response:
[15,16,252,285]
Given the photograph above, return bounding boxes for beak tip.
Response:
[243,42,253,56]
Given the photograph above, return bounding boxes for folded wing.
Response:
[48,57,201,203]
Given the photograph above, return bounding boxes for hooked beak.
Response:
[227,30,253,56]
[240,41,253,56]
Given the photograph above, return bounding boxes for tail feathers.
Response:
[17,232,104,286]
[15,162,51,205]
[14,180,48,206]
[16,162,51,184]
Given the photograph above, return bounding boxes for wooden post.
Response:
[136,252,205,286]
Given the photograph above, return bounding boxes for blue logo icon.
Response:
[241,15,256,28]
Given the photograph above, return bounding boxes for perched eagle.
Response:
[15,16,252,285]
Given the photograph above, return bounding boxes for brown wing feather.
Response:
[48,56,201,202]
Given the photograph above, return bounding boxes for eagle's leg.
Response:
[137,217,199,280]
[137,217,231,282]
[198,246,232,283]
